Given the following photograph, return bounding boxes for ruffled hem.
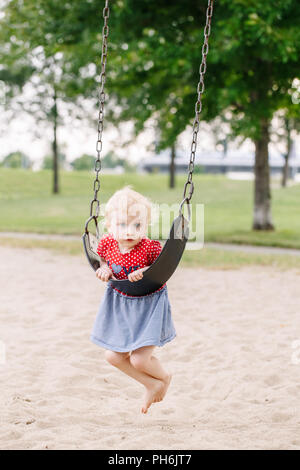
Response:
[90,332,176,353]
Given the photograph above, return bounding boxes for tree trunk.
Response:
[252,119,274,230]
[169,143,176,189]
[52,87,59,194]
[282,155,289,188]
[281,118,292,188]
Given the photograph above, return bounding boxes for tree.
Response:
[2,0,300,229]
[281,118,293,187]
[41,0,300,227]
[0,1,96,193]
[1,151,32,169]
[101,151,125,168]
[76,0,300,229]
[274,115,300,188]
[210,116,231,158]
[70,152,136,171]
[270,76,300,187]
[42,152,66,170]
[71,154,95,171]
[102,0,300,230]
[280,117,299,187]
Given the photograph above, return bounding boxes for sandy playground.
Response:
[0,245,300,450]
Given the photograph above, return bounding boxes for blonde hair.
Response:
[104,186,152,227]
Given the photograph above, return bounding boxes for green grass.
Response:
[1,235,300,271]
[0,168,300,249]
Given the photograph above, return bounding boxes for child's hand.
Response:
[128,268,146,283]
[96,265,113,282]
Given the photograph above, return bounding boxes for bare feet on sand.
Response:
[141,380,164,414]
[160,373,172,400]
[141,374,172,414]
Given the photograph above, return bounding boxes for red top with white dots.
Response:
[97,235,165,296]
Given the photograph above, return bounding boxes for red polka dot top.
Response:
[97,235,165,296]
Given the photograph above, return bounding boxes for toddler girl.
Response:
[90,186,176,414]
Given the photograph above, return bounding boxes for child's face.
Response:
[107,210,148,248]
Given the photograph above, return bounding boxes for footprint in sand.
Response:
[161,408,175,415]
[264,375,281,387]
[271,412,292,423]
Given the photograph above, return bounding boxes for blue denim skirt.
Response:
[90,282,176,352]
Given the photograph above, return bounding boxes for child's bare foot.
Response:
[141,380,164,414]
[160,373,172,400]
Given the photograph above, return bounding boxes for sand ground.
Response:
[0,245,300,450]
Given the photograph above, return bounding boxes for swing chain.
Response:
[88,0,213,221]
[89,0,110,218]
[181,0,214,210]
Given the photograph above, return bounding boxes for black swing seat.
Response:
[82,214,189,296]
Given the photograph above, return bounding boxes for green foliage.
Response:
[1,0,299,147]
[70,152,137,171]
[0,0,98,179]
[102,151,137,172]
[1,152,32,169]
[71,154,95,171]
[82,0,300,145]
[0,0,299,224]
[42,153,66,170]
[102,151,125,168]
[193,165,204,175]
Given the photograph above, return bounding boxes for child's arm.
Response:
[96,236,117,282]
[95,257,114,282]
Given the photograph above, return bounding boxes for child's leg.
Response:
[104,350,163,413]
[130,346,172,399]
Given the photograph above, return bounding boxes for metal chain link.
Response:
[89,0,110,218]
[181,0,214,209]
